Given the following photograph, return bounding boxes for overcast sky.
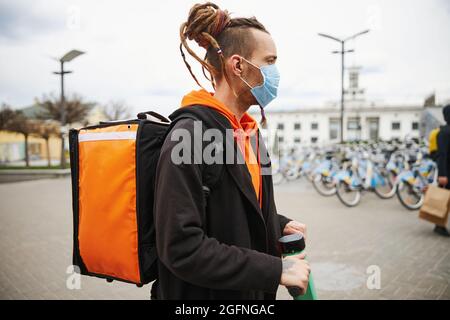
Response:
[1,0,449,117]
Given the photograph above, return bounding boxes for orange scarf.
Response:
[181,89,262,206]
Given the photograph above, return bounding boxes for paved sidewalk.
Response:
[0,177,448,299]
[275,180,449,300]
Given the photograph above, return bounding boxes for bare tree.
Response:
[35,93,94,168]
[35,93,94,124]
[34,121,60,167]
[0,104,16,131]
[5,111,41,167]
[101,100,132,121]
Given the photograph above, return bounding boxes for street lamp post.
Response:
[318,30,369,144]
[53,49,85,168]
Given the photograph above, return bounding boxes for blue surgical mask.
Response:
[239,57,280,108]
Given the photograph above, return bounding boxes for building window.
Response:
[347,118,361,130]
[392,122,401,130]
[277,123,284,130]
[311,123,318,130]
[412,122,419,130]
[294,123,301,130]
[329,118,340,140]
[311,137,318,143]
[294,137,301,143]
[278,136,284,143]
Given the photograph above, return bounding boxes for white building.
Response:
[257,103,423,148]
[251,67,433,150]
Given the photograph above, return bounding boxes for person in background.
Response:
[428,127,440,162]
[435,104,450,237]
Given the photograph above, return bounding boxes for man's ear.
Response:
[229,54,243,77]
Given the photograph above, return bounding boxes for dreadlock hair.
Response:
[179,2,269,127]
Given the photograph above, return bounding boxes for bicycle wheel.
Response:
[373,171,395,199]
[336,180,361,207]
[387,170,397,185]
[305,171,315,182]
[312,173,336,196]
[396,181,424,210]
[286,168,299,181]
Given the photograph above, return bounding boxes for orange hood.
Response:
[181,89,258,133]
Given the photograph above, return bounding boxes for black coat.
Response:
[152,106,291,300]
[437,105,450,189]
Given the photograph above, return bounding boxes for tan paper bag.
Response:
[419,185,450,227]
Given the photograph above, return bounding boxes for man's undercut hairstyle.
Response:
[179,2,269,90]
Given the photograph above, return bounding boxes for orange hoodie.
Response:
[181,89,262,207]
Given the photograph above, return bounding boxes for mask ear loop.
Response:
[241,56,261,70]
[239,74,253,89]
[239,57,268,128]
[239,57,265,89]
[237,57,256,90]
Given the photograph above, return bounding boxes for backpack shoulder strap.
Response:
[166,108,225,200]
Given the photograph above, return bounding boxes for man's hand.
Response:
[280,253,310,295]
[438,176,448,187]
[283,220,307,239]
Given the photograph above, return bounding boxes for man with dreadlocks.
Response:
[152,2,310,299]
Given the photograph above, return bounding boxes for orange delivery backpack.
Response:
[68,109,215,287]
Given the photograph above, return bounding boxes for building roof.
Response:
[20,104,46,118]
[19,103,96,119]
